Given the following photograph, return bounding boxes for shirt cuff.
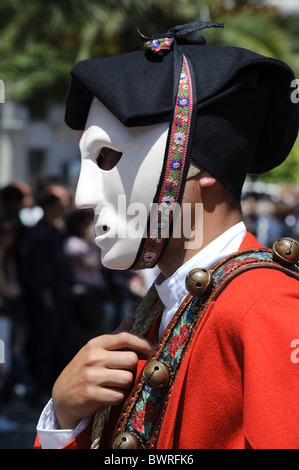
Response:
[36,399,91,449]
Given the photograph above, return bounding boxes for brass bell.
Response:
[185,268,214,297]
[273,237,299,266]
[142,361,170,390]
[112,431,140,449]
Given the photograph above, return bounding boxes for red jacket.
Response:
[35,233,299,449]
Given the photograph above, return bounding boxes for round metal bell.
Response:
[112,431,140,449]
[142,361,170,390]
[185,268,214,297]
[273,237,299,266]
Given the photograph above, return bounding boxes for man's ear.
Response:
[198,172,217,188]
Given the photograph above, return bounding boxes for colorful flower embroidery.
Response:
[144,252,157,262]
[175,121,183,128]
[132,409,145,432]
[160,197,176,216]
[153,219,168,231]
[165,184,174,193]
[221,259,243,273]
[170,160,182,170]
[131,56,193,270]
[177,114,189,122]
[168,336,180,357]
[173,131,186,145]
[180,73,187,83]
[178,324,190,347]
[241,256,262,263]
[177,96,189,108]
[145,37,174,53]
[161,195,175,206]
[217,253,274,277]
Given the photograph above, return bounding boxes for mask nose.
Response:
[75,161,102,209]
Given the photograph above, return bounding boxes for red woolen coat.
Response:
[35,233,299,449]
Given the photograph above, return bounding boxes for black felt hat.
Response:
[65,21,299,198]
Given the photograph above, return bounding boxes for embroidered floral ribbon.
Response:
[138,21,224,55]
[129,21,225,271]
[142,36,175,54]
[130,55,193,270]
[114,249,299,448]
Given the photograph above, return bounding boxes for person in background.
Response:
[0,185,24,223]
[64,209,108,344]
[0,217,21,431]
[21,193,80,405]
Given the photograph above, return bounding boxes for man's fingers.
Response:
[96,350,139,370]
[93,386,127,406]
[91,331,154,357]
[98,368,134,389]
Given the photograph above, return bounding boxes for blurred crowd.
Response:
[241,185,299,246]
[0,176,156,431]
[0,177,298,432]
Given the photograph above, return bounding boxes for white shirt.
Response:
[156,221,246,337]
[36,221,247,449]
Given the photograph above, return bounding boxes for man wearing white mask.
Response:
[36,22,299,449]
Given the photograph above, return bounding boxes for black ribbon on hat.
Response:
[138,20,224,55]
[166,20,224,37]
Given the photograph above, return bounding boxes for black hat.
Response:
[65,21,299,199]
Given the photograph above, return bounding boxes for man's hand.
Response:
[52,318,153,429]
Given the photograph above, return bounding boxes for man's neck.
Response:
[158,211,243,279]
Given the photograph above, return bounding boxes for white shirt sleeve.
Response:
[36,399,91,449]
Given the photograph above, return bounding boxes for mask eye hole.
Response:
[96,147,122,171]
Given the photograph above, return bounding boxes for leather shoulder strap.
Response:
[111,246,298,449]
[211,247,298,301]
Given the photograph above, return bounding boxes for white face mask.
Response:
[75,98,169,270]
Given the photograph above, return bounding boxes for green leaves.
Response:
[1,0,298,182]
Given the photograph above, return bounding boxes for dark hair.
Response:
[1,185,24,204]
[66,210,93,237]
[37,193,61,209]
[223,186,242,215]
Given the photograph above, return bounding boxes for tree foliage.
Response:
[1,0,298,183]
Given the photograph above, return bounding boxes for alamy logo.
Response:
[0,80,4,103]
[290,339,299,364]
[0,340,4,363]
[94,197,204,249]
[291,79,299,104]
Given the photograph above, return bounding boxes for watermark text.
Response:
[94,196,203,249]
[291,79,299,104]
[0,80,4,103]
[290,339,299,364]
[0,340,4,364]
